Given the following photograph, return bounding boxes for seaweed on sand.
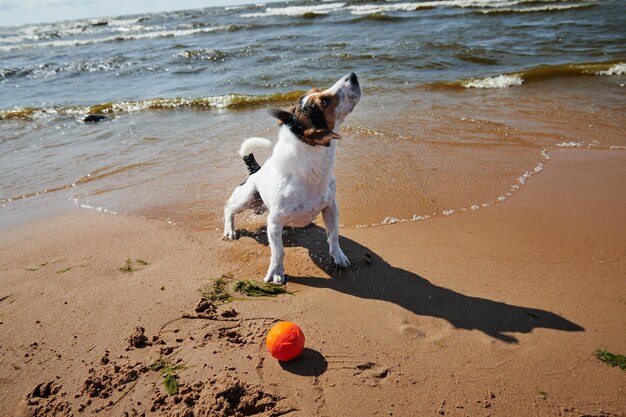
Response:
[150,357,186,395]
[595,349,626,371]
[198,274,235,304]
[234,280,293,297]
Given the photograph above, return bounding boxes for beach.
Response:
[1,148,625,416]
[1,0,626,415]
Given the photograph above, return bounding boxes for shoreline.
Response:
[1,148,625,416]
[2,60,624,120]
[3,75,625,234]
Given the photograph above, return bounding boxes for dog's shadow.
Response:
[239,225,584,343]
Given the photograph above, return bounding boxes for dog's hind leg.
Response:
[264,215,285,285]
[223,180,257,240]
[322,199,350,268]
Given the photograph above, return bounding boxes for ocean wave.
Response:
[596,63,626,76]
[347,0,526,15]
[516,61,626,82]
[1,55,131,80]
[476,2,596,15]
[463,74,524,88]
[0,17,147,46]
[427,60,625,89]
[0,91,306,121]
[348,2,437,15]
[105,17,143,27]
[345,0,597,16]
[0,25,234,52]
[347,13,405,23]
[454,52,500,66]
[241,3,346,18]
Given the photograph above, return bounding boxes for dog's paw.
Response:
[223,229,237,240]
[263,270,285,285]
[331,249,351,268]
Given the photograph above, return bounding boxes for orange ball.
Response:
[266,321,305,361]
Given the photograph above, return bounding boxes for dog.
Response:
[223,73,361,284]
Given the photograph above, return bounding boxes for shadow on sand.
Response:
[279,348,328,376]
[239,225,584,344]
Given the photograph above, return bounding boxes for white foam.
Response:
[477,3,597,14]
[596,63,626,76]
[349,0,521,15]
[106,17,142,27]
[1,92,282,120]
[382,217,400,224]
[463,74,523,89]
[241,3,345,18]
[0,18,144,46]
[556,142,582,148]
[0,25,232,52]
[349,3,433,15]
[609,146,626,150]
[78,203,118,215]
[105,95,243,113]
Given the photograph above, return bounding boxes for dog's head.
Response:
[270,73,361,147]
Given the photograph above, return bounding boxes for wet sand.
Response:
[1,148,625,416]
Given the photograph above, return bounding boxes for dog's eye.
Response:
[320,97,330,108]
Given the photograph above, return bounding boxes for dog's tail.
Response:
[238,137,271,175]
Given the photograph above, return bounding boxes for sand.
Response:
[1,148,625,416]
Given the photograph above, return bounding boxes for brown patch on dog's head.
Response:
[299,92,340,132]
[269,108,340,147]
[269,89,342,147]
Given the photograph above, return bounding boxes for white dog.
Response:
[223,73,361,284]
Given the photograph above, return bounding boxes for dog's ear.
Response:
[302,128,341,147]
[269,108,306,138]
[269,108,339,146]
[269,108,293,126]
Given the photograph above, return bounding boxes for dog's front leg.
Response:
[264,215,286,285]
[322,200,350,268]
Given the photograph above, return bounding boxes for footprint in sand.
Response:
[354,362,390,386]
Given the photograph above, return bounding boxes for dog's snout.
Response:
[349,72,358,85]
